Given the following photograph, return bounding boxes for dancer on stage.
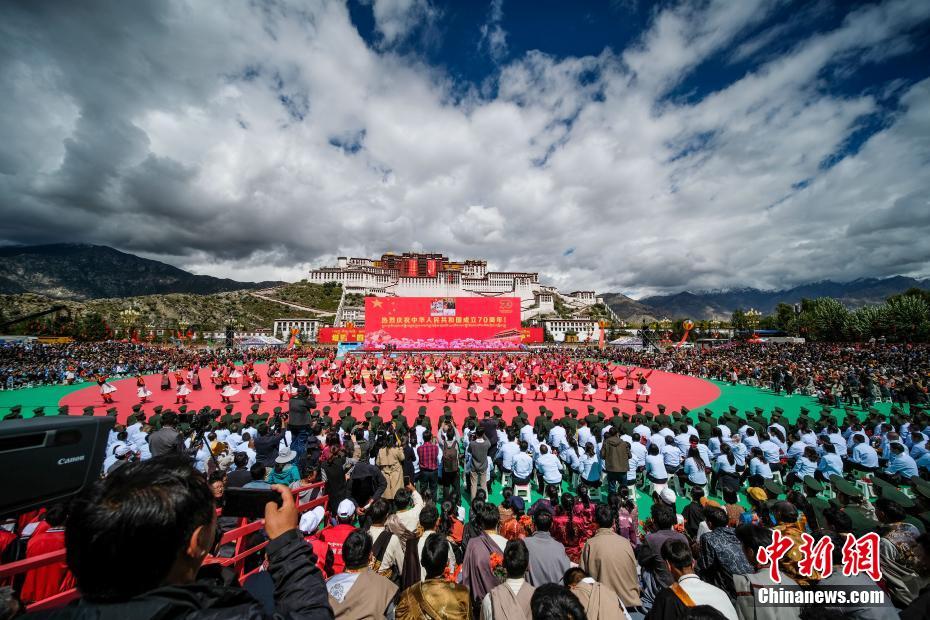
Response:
[328,377,345,402]
[97,374,117,404]
[136,374,152,404]
[443,378,461,403]
[606,374,623,403]
[559,374,574,401]
[492,375,509,402]
[160,367,171,391]
[220,380,240,403]
[532,375,548,401]
[228,365,242,385]
[280,381,298,402]
[635,370,654,403]
[372,376,387,403]
[465,376,482,402]
[417,376,435,402]
[512,377,527,402]
[176,377,191,404]
[581,376,598,402]
[350,377,366,403]
[190,366,203,391]
[249,374,266,403]
[394,377,406,402]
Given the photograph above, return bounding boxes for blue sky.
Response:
[1,0,929,296]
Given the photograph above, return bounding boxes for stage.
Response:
[58,364,721,426]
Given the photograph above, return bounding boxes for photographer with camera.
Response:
[30,456,333,619]
[287,385,316,474]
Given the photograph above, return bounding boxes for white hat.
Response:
[336,498,356,519]
[114,445,131,457]
[659,487,677,506]
[299,506,325,534]
[275,448,296,464]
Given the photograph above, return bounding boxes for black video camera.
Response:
[0,416,115,518]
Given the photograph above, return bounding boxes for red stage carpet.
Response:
[59,364,720,426]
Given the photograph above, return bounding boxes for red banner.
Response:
[406,259,418,277]
[364,297,522,350]
[426,259,437,276]
[317,327,366,343]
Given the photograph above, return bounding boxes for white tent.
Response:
[608,336,645,350]
[236,335,286,347]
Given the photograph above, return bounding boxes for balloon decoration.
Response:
[676,320,695,348]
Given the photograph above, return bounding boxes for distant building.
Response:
[308,251,607,325]
[272,318,320,342]
[542,319,604,343]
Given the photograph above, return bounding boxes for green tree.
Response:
[730,309,748,331]
[887,295,930,342]
[77,313,109,341]
[809,298,849,342]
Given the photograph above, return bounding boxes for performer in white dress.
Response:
[229,368,242,383]
[280,382,298,402]
[512,379,527,402]
[559,377,574,401]
[221,382,240,403]
[394,380,406,403]
[581,378,597,402]
[97,375,117,404]
[417,378,435,402]
[176,380,191,404]
[136,386,152,403]
[329,379,345,402]
[249,376,266,402]
[532,378,548,401]
[350,378,367,403]
[443,381,462,403]
[372,379,387,403]
[635,370,654,403]
[607,376,623,403]
[491,377,509,402]
[466,377,483,402]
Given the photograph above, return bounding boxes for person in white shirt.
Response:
[646,538,739,620]
[535,444,564,487]
[511,441,535,485]
[645,444,669,484]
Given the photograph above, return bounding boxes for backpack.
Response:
[442,442,459,472]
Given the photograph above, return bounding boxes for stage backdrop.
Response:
[363,296,530,350]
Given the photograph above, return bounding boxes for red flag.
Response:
[598,326,606,350]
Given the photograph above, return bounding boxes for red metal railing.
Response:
[0,482,328,613]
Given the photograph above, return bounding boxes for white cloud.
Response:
[0,0,929,298]
[479,0,508,62]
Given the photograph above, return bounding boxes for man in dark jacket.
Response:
[600,427,631,493]
[287,386,316,474]
[30,456,332,619]
[254,424,285,467]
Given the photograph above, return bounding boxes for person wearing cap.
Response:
[319,498,360,575]
[299,506,335,578]
[267,448,300,486]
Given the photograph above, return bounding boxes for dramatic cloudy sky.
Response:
[1,0,929,296]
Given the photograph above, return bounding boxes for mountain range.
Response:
[604,276,930,321]
[0,244,279,300]
[0,244,926,321]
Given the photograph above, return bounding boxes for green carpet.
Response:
[1,376,897,520]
